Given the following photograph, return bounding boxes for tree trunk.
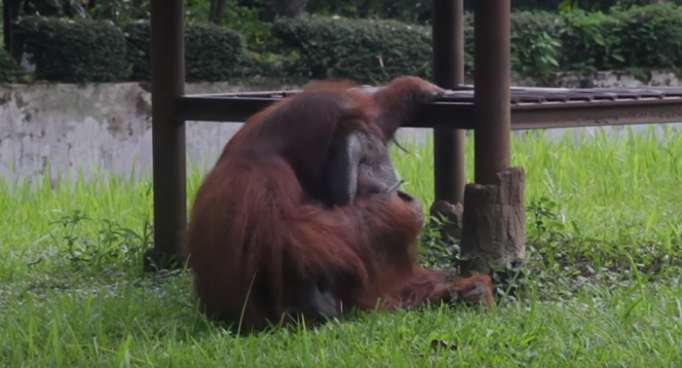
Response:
[3,0,12,54]
[209,0,226,24]
[3,0,22,61]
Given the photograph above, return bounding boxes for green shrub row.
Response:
[123,21,247,81]
[15,16,129,82]
[560,5,682,71]
[272,12,568,82]
[5,4,682,83]
[12,16,246,82]
[483,5,682,77]
[271,13,513,82]
[275,5,682,82]
[273,16,433,82]
[0,47,26,83]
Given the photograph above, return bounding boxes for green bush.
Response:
[15,16,129,82]
[0,47,26,83]
[10,4,682,84]
[122,21,151,80]
[273,15,432,83]
[559,10,623,71]
[468,6,682,77]
[511,11,563,78]
[464,11,564,78]
[272,13,563,81]
[186,23,246,81]
[558,5,682,71]
[123,20,246,81]
[612,4,682,69]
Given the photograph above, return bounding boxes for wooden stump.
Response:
[460,167,526,274]
[429,200,464,244]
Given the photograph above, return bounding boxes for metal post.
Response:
[433,0,466,204]
[473,0,511,184]
[147,0,186,269]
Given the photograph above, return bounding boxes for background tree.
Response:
[3,0,23,58]
[263,0,308,20]
[209,0,226,24]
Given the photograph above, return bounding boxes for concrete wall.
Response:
[0,82,284,183]
[1,72,681,182]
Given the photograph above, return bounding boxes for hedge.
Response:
[123,20,246,81]
[273,15,433,83]
[272,13,565,81]
[11,17,245,82]
[9,5,682,83]
[272,13,566,81]
[0,48,26,83]
[522,5,682,73]
[186,23,247,81]
[273,6,682,81]
[510,11,563,77]
[15,16,129,82]
[607,4,682,69]
[122,21,152,81]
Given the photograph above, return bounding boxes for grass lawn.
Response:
[1,128,681,367]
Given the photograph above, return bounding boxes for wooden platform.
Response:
[176,86,682,130]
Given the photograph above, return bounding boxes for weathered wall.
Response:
[0,82,286,183]
[1,72,681,182]
[554,70,681,88]
[0,80,434,183]
[2,83,151,182]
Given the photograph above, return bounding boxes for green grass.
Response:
[1,127,682,367]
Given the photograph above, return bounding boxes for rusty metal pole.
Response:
[432,0,466,204]
[147,0,186,270]
[430,0,467,242]
[473,0,511,184]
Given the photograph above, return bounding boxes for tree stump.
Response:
[460,167,526,274]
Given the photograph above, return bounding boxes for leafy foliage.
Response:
[221,0,273,52]
[558,0,682,12]
[22,0,88,18]
[120,20,151,81]
[560,10,624,71]
[511,12,562,78]
[15,16,129,82]
[614,4,682,69]
[0,47,26,82]
[10,4,682,82]
[185,22,247,81]
[559,4,682,71]
[273,15,432,83]
[49,210,150,272]
[123,20,247,81]
[89,0,150,24]
[271,6,682,82]
[307,0,433,23]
